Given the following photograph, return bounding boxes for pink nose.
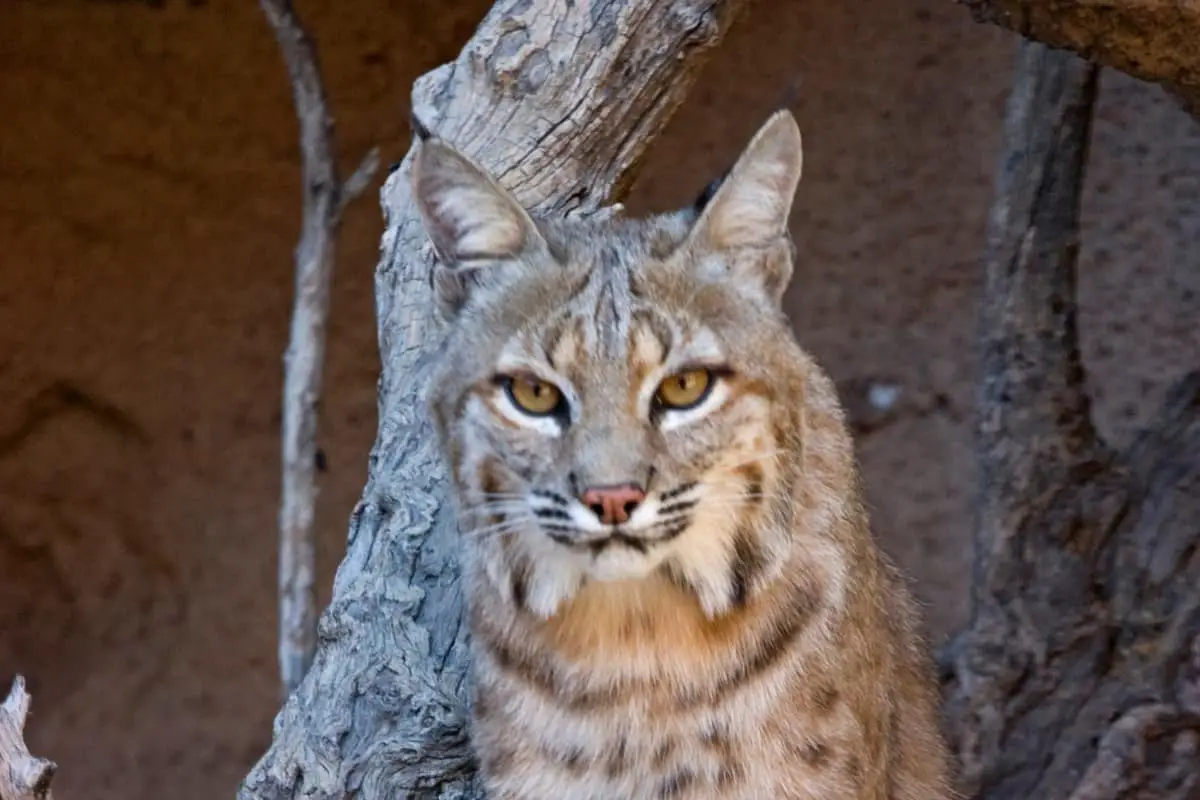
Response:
[581,483,647,526]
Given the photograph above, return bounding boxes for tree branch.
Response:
[258,0,380,698]
[958,0,1200,118]
[239,0,749,797]
[0,677,56,800]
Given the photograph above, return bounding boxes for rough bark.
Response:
[940,39,1200,800]
[0,677,55,800]
[958,0,1200,117]
[260,0,380,698]
[238,0,748,797]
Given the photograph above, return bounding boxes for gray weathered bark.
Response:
[0,677,55,800]
[238,0,749,797]
[940,39,1200,800]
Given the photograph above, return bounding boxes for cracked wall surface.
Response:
[0,1,1197,798]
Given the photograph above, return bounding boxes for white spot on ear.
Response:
[412,138,553,318]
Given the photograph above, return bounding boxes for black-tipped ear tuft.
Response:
[777,74,803,113]
[693,169,730,213]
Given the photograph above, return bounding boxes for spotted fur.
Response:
[415,111,955,799]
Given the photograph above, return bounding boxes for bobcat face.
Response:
[417,112,807,618]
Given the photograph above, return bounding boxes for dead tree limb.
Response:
[941,39,1200,800]
[0,677,55,800]
[958,0,1200,117]
[239,0,748,797]
[259,0,380,698]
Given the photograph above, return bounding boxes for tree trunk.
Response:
[237,0,748,797]
[940,39,1200,800]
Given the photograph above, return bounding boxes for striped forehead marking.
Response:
[591,242,633,358]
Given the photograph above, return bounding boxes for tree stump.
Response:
[0,677,55,800]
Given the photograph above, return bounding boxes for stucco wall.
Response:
[0,1,1196,797]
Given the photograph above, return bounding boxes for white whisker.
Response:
[460,516,535,539]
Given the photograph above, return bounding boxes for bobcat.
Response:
[414,110,954,799]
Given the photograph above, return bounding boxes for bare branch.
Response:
[258,0,379,698]
[340,147,382,212]
[959,0,1200,118]
[0,677,56,800]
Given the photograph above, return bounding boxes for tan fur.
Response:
[415,111,955,799]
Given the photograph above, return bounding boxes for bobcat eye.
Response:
[655,368,714,410]
[504,374,565,416]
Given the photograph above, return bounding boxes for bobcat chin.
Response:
[415,110,955,800]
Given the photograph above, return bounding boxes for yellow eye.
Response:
[505,375,564,416]
[655,368,714,410]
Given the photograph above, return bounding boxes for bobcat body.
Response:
[413,111,954,799]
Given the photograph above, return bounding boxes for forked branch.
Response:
[258,0,379,698]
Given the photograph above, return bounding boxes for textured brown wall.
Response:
[0,1,1196,798]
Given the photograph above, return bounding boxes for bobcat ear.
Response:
[412,136,549,318]
[412,136,546,266]
[687,110,803,303]
[692,110,803,249]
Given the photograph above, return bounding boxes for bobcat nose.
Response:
[580,483,646,526]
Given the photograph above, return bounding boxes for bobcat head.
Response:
[416,112,813,620]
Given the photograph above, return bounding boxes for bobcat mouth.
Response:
[542,528,687,556]
[530,485,698,555]
[535,503,696,554]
